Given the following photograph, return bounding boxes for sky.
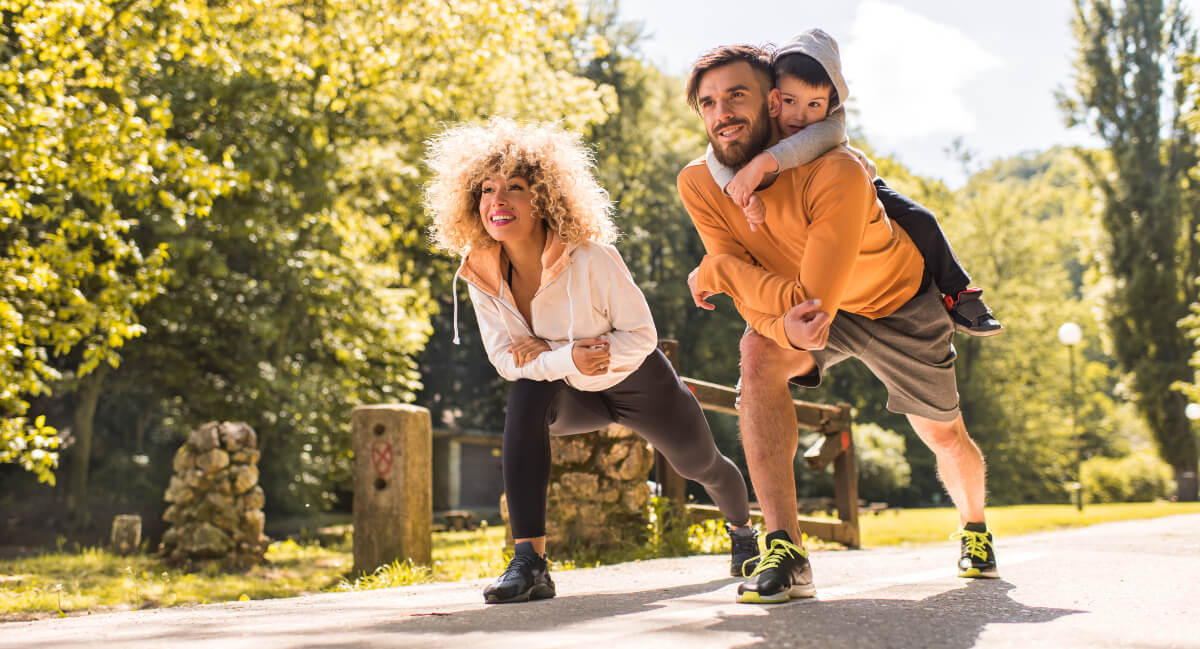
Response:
[615,0,1198,187]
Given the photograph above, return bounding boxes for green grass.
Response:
[858,501,1200,547]
[0,539,350,621]
[4,502,1199,620]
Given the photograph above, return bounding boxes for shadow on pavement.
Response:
[18,576,1083,649]
[367,576,738,634]
[710,579,1084,649]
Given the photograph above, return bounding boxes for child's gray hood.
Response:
[773,28,849,114]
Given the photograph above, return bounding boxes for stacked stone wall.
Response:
[160,421,268,569]
[503,424,653,555]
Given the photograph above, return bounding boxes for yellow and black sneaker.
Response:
[952,527,999,578]
[736,530,816,603]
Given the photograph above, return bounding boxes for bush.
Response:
[853,423,912,501]
[1081,450,1175,503]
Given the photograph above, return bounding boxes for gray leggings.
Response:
[503,349,751,538]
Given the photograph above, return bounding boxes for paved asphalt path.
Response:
[3,513,1198,649]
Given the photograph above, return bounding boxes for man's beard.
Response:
[709,104,772,169]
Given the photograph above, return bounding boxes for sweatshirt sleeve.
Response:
[695,154,876,349]
[467,284,578,382]
[678,167,757,261]
[765,106,848,171]
[845,143,878,180]
[593,247,658,372]
[677,166,788,340]
[705,144,736,192]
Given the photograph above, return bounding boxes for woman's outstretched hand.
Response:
[511,336,552,367]
[571,337,611,376]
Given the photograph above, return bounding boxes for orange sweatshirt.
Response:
[677,146,924,350]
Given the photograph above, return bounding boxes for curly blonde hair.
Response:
[424,117,617,255]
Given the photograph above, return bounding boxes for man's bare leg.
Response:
[738,330,815,544]
[906,413,987,525]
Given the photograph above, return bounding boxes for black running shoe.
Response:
[952,528,999,578]
[483,541,556,603]
[944,288,1002,336]
[736,530,815,603]
[727,523,760,577]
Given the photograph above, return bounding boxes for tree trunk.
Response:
[67,367,109,522]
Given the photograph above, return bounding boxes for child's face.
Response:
[773,75,832,137]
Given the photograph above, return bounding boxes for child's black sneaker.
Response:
[727,522,760,577]
[483,541,556,603]
[944,288,1002,336]
[952,528,999,578]
[736,530,815,603]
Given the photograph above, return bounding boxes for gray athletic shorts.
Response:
[780,284,960,422]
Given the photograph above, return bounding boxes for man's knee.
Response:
[909,414,971,454]
[740,331,812,387]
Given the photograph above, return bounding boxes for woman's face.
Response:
[478,174,541,245]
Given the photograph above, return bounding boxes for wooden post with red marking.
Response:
[351,404,432,574]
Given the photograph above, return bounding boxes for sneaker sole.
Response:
[484,583,557,604]
[956,324,1003,336]
[736,584,816,604]
[958,567,1000,579]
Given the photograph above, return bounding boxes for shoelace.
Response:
[501,552,540,579]
[951,529,990,560]
[748,538,806,577]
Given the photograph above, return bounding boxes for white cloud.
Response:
[842,1,1003,139]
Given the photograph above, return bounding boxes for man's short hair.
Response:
[685,44,774,113]
[774,52,839,111]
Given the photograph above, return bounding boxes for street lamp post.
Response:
[1058,322,1083,511]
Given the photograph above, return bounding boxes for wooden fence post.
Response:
[352,404,432,574]
[831,425,860,548]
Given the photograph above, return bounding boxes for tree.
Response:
[947,149,1142,504]
[1060,0,1200,500]
[79,0,618,514]
[0,0,235,495]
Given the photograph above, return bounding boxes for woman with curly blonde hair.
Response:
[425,118,756,604]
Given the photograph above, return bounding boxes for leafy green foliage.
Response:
[0,0,237,484]
[852,423,912,501]
[5,0,1195,528]
[0,416,58,484]
[1061,0,1200,499]
[1082,450,1176,503]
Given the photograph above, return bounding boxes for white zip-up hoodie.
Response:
[455,234,658,392]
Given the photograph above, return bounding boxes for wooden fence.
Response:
[656,339,860,548]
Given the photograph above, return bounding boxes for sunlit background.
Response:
[620,0,1200,186]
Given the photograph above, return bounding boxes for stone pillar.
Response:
[544,424,654,555]
[110,515,142,555]
[160,421,268,569]
[352,404,432,575]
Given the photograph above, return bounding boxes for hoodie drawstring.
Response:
[451,266,462,345]
[565,274,575,344]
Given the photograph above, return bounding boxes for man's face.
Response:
[773,76,832,137]
[696,61,777,169]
